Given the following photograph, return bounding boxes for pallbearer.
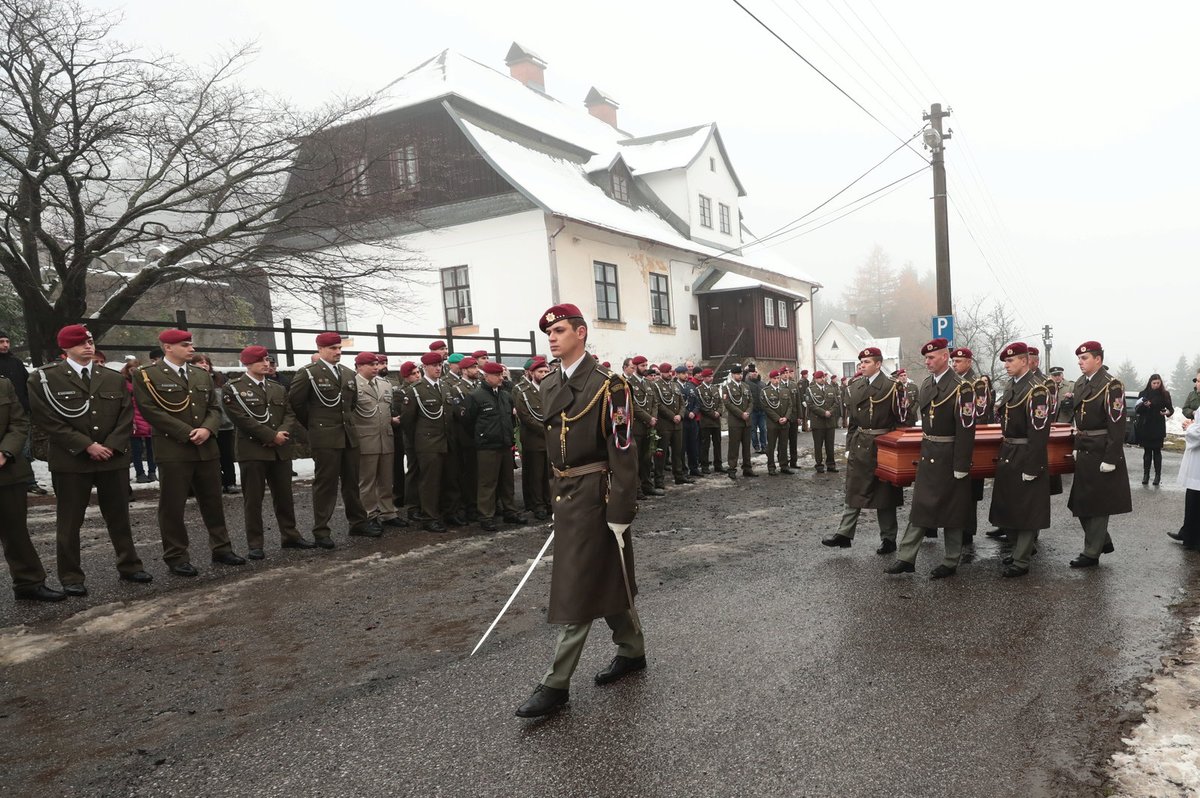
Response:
[950,346,985,545]
[989,342,1052,578]
[821,347,903,553]
[886,339,976,578]
[1066,341,1128,567]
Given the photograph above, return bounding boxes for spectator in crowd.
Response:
[1181,369,1200,420]
[1173,413,1200,550]
[0,329,48,495]
[121,360,156,483]
[147,347,163,365]
[1136,373,1174,486]
[191,353,240,494]
[746,364,767,454]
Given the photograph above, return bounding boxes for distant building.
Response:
[814,318,901,378]
[269,43,821,371]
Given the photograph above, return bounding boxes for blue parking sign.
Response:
[932,315,954,342]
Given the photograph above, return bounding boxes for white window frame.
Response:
[763,296,775,327]
[441,265,472,326]
[351,155,369,197]
[649,272,671,327]
[719,203,731,235]
[612,173,629,203]
[698,195,713,228]
[777,299,788,328]
[391,145,419,189]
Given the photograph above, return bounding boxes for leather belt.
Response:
[922,434,955,443]
[859,428,892,435]
[552,461,609,478]
[1002,437,1028,444]
[1075,428,1107,437]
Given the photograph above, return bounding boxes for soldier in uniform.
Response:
[623,357,657,499]
[796,369,811,433]
[1066,341,1128,568]
[782,367,801,468]
[133,329,246,574]
[515,356,551,518]
[223,345,313,558]
[721,364,757,479]
[287,332,374,548]
[469,361,525,531]
[1049,366,1075,423]
[840,377,852,428]
[352,352,405,532]
[29,325,152,593]
[950,346,986,545]
[886,339,976,578]
[895,369,918,426]
[806,371,840,473]
[696,368,724,475]
[394,361,422,519]
[652,362,688,486]
[1028,347,1064,500]
[515,304,643,718]
[398,352,450,532]
[762,370,793,475]
[989,342,1052,577]
[821,347,903,553]
[1,373,65,601]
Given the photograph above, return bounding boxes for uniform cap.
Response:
[481,361,504,375]
[240,345,269,365]
[429,340,447,351]
[1048,366,1064,375]
[399,361,417,377]
[471,350,487,359]
[420,352,443,366]
[673,365,687,374]
[538,303,585,332]
[447,353,465,364]
[813,370,826,379]
[951,347,974,360]
[459,356,477,369]
[354,351,378,366]
[158,329,193,345]
[375,354,388,365]
[57,324,92,349]
[631,355,647,365]
[729,364,743,374]
[315,332,341,348]
[1000,342,1028,359]
[1076,340,1103,356]
[921,338,949,356]
[857,347,882,360]
[769,369,780,378]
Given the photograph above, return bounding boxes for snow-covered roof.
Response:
[818,319,900,360]
[695,271,808,300]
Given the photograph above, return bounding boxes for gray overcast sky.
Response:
[94,0,1200,381]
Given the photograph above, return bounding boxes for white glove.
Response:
[608,522,630,548]
[1021,473,1037,482]
[954,471,968,479]
[1099,462,1116,473]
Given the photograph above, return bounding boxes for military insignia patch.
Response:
[1034,405,1047,419]
[545,312,556,324]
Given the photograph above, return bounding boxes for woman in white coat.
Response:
[1172,416,1200,550]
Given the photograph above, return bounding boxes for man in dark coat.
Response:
[516,304,642,719]
[623,356,660,499]
[695,368,723,475]
[721,365,756,479]
[887,339,976,578]
[1066,341,1129,567]
[762,369,793,475]
[821,347,903,553]
[951,347,986,544]
[989,342,1052,577]
[1049,366,1075,424]
[397,353,450,532]
[515,357,551,518]
[652,363,687,486]
[806,371,840,473]
[468,361,524,531]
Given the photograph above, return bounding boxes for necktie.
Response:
[80,367,90,386]
[179,367,187,382]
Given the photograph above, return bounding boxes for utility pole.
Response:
[923,104,952,316]
[1042,324,1054,368]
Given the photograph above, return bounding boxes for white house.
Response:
[814,318,901,378]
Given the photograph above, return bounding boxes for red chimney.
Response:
[505,42,547,93]
[584,87,619,128]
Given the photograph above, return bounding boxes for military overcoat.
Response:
[989,373,1052,531]
[844,374,904,509]
[0,377,34,486]
[1067,370,1132,517]
[908,371,977,530]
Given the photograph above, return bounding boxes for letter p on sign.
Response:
[932,315,954,343]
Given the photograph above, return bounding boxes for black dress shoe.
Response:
[827,466,839,473]
[688,471,702,478]
[648,488,665,496]
[14,584,67,602]
[314,537,336,550]
[815,466,826,473]
[480,518,499,532]
[424,520,447,533]
[135,475,153,484]
[985,529,1008,539]
[62,583,88,597]
[383,517,409,528]
[515,684,569,718]
[445,514,468,527]
[700,468,711,475]
[885,560,915,574]
[929,564,956,579]
[169,563,199,577]
[821,533,852,548]
[1168,530,1185,542]
[767,469,778,476]
[282,537,317,550]
[349,523,382,538]
[1069,554,1100,568]
[533,510,550,520]
[876,539,897,555]
[212,551,247,566]
[743,472,758,478]
[594,655,647,685]
[1102,539,1115,554]
[924,529,938,539]
[503,513,528,525]
[1002,555,1014,565]
[120,570,154,583]
[780,468,794,475]
[1002,565,1029,578]
[674,478,695,485]
[247,549,265,560]
[222,485,241,495]
[27,483,49,496]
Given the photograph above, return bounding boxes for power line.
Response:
[837,0,929,109]
[947,195,1030,328]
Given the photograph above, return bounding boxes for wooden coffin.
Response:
[873,423,1076,487]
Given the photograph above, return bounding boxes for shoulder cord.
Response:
[723,381,746,406]
[353,380,382,418]
[306,367,345,409]
[140,368,191,412]
[762,386,781,410]
[629,379,650,408]
[415,385,444,421]
[228,382,270,423]
[697,384,716,410]
[608,386,633,451]
[560,379,611,461]
[808,385,827,407]
[38,369,90,418]
[517,384,545,422]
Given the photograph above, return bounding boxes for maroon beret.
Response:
[530,356,548,369]
[700,368,713,377]
[429,340,447,351]
[158,328,192,345]
[240,345,269,365]
[658,362,673,373]
[769,369,780,378]
[471,350,487,359]
[459,356,477,369]
[951,347,973,359]
[921,338,949,356]
[814,370,826,379]
[375,354,388,365]
[1027,346,1040,356]
[1075,340,1103,356]
[481,361,504,375]
[631,355,647,365]
[399,361,417,377]
[420,352,442,366]
[354,351,378,366]
[857,347,882,359]
[315,332,342,348]
[57,324,92,349]
[801,369,809,375]
[1000,342,1028,359]
[601,361,611,368]
[539,303,585,333]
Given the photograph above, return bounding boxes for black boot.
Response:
[1142,467,1150,486]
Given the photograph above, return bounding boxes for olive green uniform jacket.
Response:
[222,374,296,461]
[287,361,359,449]
[29,361,132,472]
[132,361,221,461]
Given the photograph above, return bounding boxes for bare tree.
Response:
[0,0,424,363]
[954,296,1021,382]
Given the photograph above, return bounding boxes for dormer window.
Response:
[612,173,629,203]
[699,195,713,228]
[719,203,731,235]
[710,157,716,172]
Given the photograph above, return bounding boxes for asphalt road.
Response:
[1,445,1197,798]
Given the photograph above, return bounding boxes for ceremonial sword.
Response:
[470,530,554,656]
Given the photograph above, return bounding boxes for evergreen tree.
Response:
[1113,358,1142,391]
[1170,355,1194,396]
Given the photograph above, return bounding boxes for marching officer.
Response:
[721,364,756,479]
[1066,340,1128,568]
[133,329,245,575]
[652,362,687,486]
[515,304,643,718]
[989,342,1052,578]
[515,356,551,518]
[624,356,660,498]
[352,352,405,531]
[886,339,976,578]
[696,368,724,475]
[287,332,374,548]
[762,369,793,475]
[469,361,526,531]
[223,345,313,558]
[950,346,986,544]
[29,325,151,593]
[1,372,66,602]
[398,352,450,532]
[821,347,903,553]
[806,371,840,473]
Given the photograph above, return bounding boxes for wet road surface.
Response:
[1,447,1197,797]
